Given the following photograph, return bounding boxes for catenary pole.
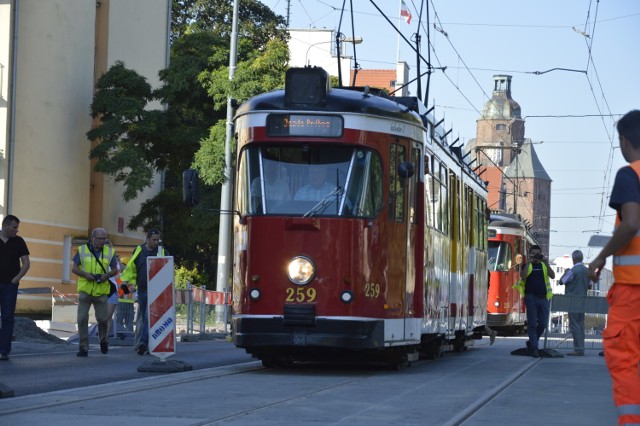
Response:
[215,0,239,326]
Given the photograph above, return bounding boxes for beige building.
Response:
[0,0,170,316]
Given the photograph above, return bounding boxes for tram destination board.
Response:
[267,114,343,138]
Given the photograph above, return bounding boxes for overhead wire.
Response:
[278,0,623,259]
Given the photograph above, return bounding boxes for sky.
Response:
[260,0,640,263]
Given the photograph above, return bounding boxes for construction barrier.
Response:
[544,293,608,352]
[147,256,176,361]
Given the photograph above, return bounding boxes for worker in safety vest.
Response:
[72,227,118,357]
[589,110,640,426]
[120,229,167,355]
[513,244,554,357]
[115,256,135,339]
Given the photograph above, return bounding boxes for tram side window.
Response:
[390,144,406,223]
[440,164,449,235]
[478,196,488,250]
[464,185,471,247]
[346,149,383,217]
[424,155,433,228]
[410,147,420,224]
[451,174,461,242]
[430,159,442,231]
[238,147,266,215]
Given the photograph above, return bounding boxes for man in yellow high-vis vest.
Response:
[72,227,118,357]
[514,244,554,357]
[589,110,640,426]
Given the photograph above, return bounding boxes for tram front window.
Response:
[238,145,383,217]
[488,241,513,271]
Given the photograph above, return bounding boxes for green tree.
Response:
[87,2,288,283]
[171,0,287,47]
[194,38,289,184]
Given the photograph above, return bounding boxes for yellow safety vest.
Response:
[120,245,166,287]
[77,244,114,297]
[612,160,640,285]
[513,262,553,300]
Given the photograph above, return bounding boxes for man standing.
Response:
[0,215,30,360]
[559,250,590,356]
[514,244,555,357]
[120,229,166,355]
[589,110,640,426]
[72,227,118,357]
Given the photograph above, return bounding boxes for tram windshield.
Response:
[237,145,383,217]
[488,241,513,272]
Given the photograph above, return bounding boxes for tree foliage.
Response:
[86,1,288,284]
[194,38,289,184]
[171,0,287,47]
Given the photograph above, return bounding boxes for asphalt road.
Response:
[0,336,617,426]
[0,338,254,397]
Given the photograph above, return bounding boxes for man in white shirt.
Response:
[560,249,591,356]
[294,166,335,201]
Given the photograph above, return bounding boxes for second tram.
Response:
[486,212,538,334]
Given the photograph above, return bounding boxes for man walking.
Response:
[0,215,30,360]
[560,250,590,356]
[120,229,166,355]
[72,227,118,357]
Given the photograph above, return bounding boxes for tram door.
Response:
[387,141,418,341]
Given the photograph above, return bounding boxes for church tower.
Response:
[470,75,553,256]
[474,75,525,168]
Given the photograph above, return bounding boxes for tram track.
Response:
[445,358,540,425]
[0,346,545,425]
[0,361,264,417]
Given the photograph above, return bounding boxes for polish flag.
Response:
[400,1,412,25]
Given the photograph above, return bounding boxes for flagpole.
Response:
[397,0,402,63]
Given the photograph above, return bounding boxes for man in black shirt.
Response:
[0,215,31,360]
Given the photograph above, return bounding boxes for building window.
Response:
[496,124,506,131]
[390,80,396,87]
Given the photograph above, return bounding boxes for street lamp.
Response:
[304,36,363,66]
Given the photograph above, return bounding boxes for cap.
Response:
[120,256,130,265]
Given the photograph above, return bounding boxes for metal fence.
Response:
[543,293,608,352]
[51,285,231,344]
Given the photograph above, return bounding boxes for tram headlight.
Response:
[494,301,500,307]
[287,256,315,285]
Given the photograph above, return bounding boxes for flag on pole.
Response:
[400,1,412,25]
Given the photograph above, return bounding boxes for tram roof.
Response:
[236,87,423,126]
[489,213,525,229]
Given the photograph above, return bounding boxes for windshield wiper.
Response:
[303,186,344,217]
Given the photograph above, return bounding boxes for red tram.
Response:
[230,67,489,366]
[486,212,538,334]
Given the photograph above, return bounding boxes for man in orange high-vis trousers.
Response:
[590,110,640,426]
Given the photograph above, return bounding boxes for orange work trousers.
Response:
[604,283,640,425]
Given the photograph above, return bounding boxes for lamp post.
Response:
[304,36,362,86]
[304,36,362,65]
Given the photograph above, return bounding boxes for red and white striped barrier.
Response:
[174,288,231,305]
[147,256,176,361]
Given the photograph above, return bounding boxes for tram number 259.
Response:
[364,282,381,299]
[285,287,317,303]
